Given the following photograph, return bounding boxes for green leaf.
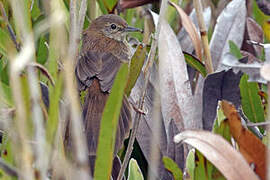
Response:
[186,149,195,179]
[123,9,135,25]
[216,106,226,125]
[240,74,265,125]
[97,0,118,14]
[252,0,270,26]
[194,151,209,180]
[252,0,270,41]
[0,57,9,85]
[94,63,129,180]
[37,36,48,65]
[166,0,178,26]
[0,28,15,57]
[20,75,34,133]
[125,44,146,96]
[0,134,16,180]
[229,40,242,59]
[0,81,13,106]
[213,116,231,144]
[184,52,207,77]
[194,150,225,180]
[30,0,41,21]
[128,158,144,180]
[162,156,183,180]
[96,0,108,14]
[46,75,63,144]
[47,0,69,80]
[210,109,229,180]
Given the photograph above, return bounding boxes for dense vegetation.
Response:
[0,0,269,179]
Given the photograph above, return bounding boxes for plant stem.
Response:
[65,0,90,179]
[117,0,168,179]
[193,0,213,73]
[79,0,87,35]
[267,82,270,180]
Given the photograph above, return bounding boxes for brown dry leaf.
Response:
[169,1,202,61]
[221,101,267,180]
[241,17,263,57]
[177,7,211,55]
[167,119,184,169]
[28,62,55,86]
[193,0,247,126]
[158,15,197,132]
[174,130,259,180]
[240,50,261,64]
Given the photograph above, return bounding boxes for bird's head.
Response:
[90,14,142,42]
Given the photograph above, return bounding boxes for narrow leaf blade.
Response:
[94,63,129,180]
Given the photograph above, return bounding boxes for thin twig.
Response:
[88,0,96,21]
[117,0,168,179]
[9,0,48,178]
[247,121,270,127]
[130,102,146,115]
[246,40,264,47]
[117,43,153,180]
[68,0,78,59]
[9,1,36,179]
[193,0,213,73]
[27,65,48,180]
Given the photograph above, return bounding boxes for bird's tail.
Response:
[83,78,131,176]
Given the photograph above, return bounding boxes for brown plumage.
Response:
[75,14,140,158]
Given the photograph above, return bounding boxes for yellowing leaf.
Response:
[222,101,267,180]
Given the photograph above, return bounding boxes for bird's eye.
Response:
[111,24,117,30]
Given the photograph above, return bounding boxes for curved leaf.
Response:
[184,52,207,77]
[170,1,202,61]
[240,74,265,126]
[174,130,259,180]
[158,17,197,132]
[222,101,267,180]
[229,40,243,59]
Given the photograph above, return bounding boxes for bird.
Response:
[75,14,142,175]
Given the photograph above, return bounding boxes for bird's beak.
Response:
[124,26,143,33]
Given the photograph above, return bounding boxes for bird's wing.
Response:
[76,51,131,157]
[75,51,121,92]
